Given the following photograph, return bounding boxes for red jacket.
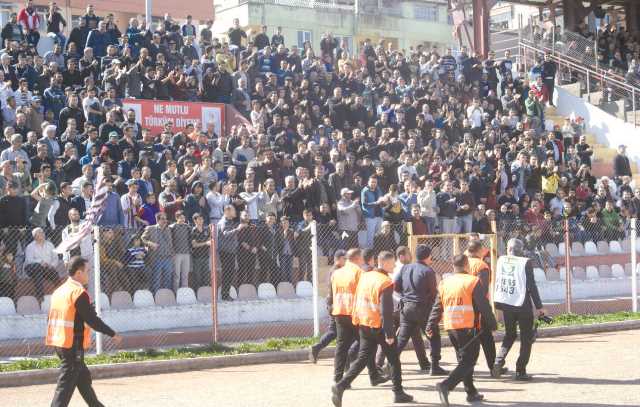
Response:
[17,8,40,31]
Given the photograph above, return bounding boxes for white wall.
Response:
[554,86,640,164]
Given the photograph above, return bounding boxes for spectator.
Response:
[24,227,59,299]
[0,180,27,227]
[436,180,457,233]
[217,205,241,300]
[361,175,384,248]
[46,2,67,48]
[0,250,16,298]
[1,13,24,48]
[159,179,183,222]
[17,0,40,48]
[190,213,210,289]
[142,212,174,292]
[170,210,191,292]
[98,177,124,226]
[614,144,632,181]
[61,207,93,268]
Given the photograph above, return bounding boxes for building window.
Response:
[414,5,438,22]
[334,35,353,54]
[297,30,312,49]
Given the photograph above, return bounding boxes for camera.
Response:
[538,315,553,324]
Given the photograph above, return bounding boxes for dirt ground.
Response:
[2,330,639,407]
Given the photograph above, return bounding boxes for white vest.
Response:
[494,255,528,307]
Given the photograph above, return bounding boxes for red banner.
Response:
[122,99,225,136]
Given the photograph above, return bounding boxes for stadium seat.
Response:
[609,241,622,253]
[41,295,51,312]
[586,266,599,280]
[621,240,631,253]
[133,290,155,308]
[572,267,586,280]
[16,296,40,314]
[0,297,16,315]
[216,286,239,300]
[545,243,559,257]
[176,288,197,305]
[558,242,566,255]
[238,284,258,300]
[558,267,567,281]
[155,289,177,306]
[257,283,277,299]
[598,265,612,278]
[571,242,584,256]
[546,268,560,281]
[596,241,609,255]
[111,291,134,309]
[611,264,625,278]
[197,286,212,303]
[276,282,297,299]
[533,268,547,282]
[296,281,313,297]
[583,241,598,256]
[99,292,110,310]
[624,263,633,276]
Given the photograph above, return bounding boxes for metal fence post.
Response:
[209,223,218,343]
[586,70,591,102]
[633,88,637,128]
[311,220,320,337]
[564,219,572,314]
[93,225,103,355]
[632,219,638,312]
[552,25,555,56]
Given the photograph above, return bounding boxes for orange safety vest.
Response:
[352,270,393,329]
[438,273,479,331]
[331,261,362,316]
[45,277,92,350]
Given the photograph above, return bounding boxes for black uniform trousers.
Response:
[544,79,555,104]
[314,316,360,361]
[441,328,480,396]
[496,310,534,373]
[480,328,496,370]
[395,302,432,368]
[334,315,375,382]
[338,326,403,393]
[51,346,105,407]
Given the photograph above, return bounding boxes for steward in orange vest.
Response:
[467,240,498,372]
[332,251,413,407]
[427,254,497,407]
[46,256,121,407]
[328,248,385,386]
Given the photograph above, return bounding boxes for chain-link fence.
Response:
[1,215,638,359]
[496,216,639,317]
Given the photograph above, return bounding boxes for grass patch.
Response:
[1,312,638,373]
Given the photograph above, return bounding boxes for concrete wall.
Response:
[554,85,640,165]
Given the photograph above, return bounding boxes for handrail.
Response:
[519,41,637,93]
[520,36,639,92]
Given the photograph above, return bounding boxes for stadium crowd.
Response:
[0,4,635,302]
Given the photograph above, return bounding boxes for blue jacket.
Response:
[361,186,383,219]
[86,29,115,58]
[98,192,124,226]
[43,85,66,118]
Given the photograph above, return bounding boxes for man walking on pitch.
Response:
[46,256,122,407]
[492,238,546,381]
[332,251,413,406]
[427,254,497,406]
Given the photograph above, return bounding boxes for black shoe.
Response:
[308,346,319,363]
[419,360,431,372]
[491,363,506,378]
[515,371,533,381]
[370,374,389,386]
[466,392,485,402]
[331,384,344,407]
[393,390,414,403]
[431,363,448,376]
[436,382,450,407]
